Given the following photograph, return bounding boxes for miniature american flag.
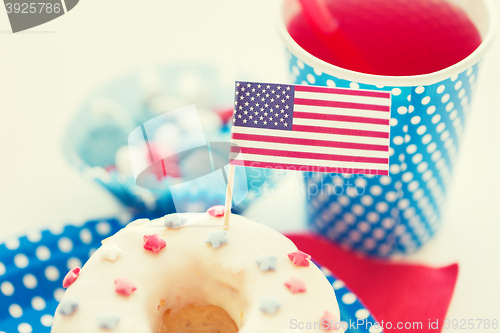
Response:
[229,81,391,176]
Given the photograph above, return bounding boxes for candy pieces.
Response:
[321,311,341,331]
[98,311,121,329]
[99,244,123,261]
[115,277,137,296]
[62,267,81,288]
[164,214,187,229]
[259,295,282,315]
[284,276,307,294]
[288,250,311,267]
[255,254,278,272]
[207,205,225,217]
[215,106,235,124]
[205,230,228,249]
[58,296,79,316]
[143,234,166,253]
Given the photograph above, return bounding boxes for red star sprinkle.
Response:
[284,276,307,294]
[207,205,225,217]
[216,107,234,123]
[62,267,81,288]
[321,311,341,331]
[114,277,137,296]
[285,276,306,294]
[143,234,166,253]
[288,250,311,266]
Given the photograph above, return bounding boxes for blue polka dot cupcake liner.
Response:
[62,64,278,218]
[0,217,130,333]
[276,0,497,256]
[0,217,379,333]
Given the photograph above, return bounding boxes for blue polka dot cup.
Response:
[276,0,498,256]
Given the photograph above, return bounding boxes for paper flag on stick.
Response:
[228,81,392,176]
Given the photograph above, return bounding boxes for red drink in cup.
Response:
[277,0,497,256]
[286,0,482,76]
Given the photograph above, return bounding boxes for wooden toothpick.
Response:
[223,164,236,229]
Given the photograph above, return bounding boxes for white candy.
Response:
[115,146,134,177]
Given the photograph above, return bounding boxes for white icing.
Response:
[51,213,340,332]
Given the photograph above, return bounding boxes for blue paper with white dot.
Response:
[287,50,481,257]
[0,217,379,333]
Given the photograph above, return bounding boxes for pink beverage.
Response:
[287,0,482,76]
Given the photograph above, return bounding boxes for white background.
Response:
[0,0,499,330]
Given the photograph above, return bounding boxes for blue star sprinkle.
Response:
[205,230,228,249]
[255,253,278,271]
[98,310,121,329]
[58,296,79,316]
[259,295,282,315]
[164,214,187,229]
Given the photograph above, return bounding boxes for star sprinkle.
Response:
[259,295,282,315]
[114,277,137,296]
[62,267,81,288]
[205,230,228,249]
[98,310,120,330]
[143,234,166,253]
[284,276,307,294]
[99,244,124,261]
[164,214,187,229]
[321,311,340,331]
[207,205,225,217]
[58,296,79,316]
[255,254,278,271]
[288,250,311,267]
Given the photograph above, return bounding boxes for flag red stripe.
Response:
[295,85,391,99]
[231,133,389,152]
[231,146,388,164]
[230,159,388,175]
[293,124,389,139]
[293,111,390,125]
[294,98,390,111]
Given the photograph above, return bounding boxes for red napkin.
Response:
[285,233,459,333]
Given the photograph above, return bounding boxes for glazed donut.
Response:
[51,212,342,332]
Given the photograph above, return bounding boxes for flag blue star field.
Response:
[229,81,392,175]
